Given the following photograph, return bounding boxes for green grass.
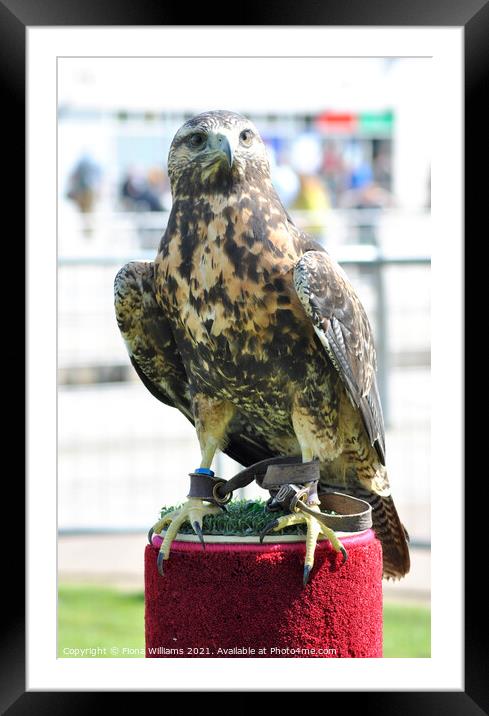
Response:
[58,585,145,658]
[383,602,431,657]
[58,584,430,658]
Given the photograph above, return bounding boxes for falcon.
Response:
[114,110,410,582]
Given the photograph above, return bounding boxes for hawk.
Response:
[114,110,410,582]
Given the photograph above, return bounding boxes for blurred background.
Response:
[58,57,431,657]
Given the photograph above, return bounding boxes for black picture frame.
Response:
[9,0,479,711]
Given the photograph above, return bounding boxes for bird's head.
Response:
[167,110,271,195]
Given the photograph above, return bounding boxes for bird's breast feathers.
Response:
[153,192,327,402]
[156,195,306,341]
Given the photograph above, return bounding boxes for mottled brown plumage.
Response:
[114,110,409,578]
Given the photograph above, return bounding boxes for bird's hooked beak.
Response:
[210,132,235,168]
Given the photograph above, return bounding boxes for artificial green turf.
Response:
[158,498,339,536]
[58,584,430,658]
[159,498,306,535]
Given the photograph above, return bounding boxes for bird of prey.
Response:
[114,110,410,582]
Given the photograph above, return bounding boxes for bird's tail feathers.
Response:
[362,489,410,579]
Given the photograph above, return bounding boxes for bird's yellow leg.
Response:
[152,498,222,575]
[151,441,223,575]
[266,418,347,584]
[151,395,235,575]
[260,505,347,585]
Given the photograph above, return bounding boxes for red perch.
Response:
[145,528,383,658]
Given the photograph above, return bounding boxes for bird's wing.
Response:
[293,250,386,464]
[114,261,273,467]
[114,261,194,420]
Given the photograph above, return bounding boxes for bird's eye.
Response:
[239,129,254,147]
[189,133,206,148]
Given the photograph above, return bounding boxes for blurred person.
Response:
[372,142,393,191]
[289,132,330,240]
[66,153,102,237]
[341,162,395,210]
[291,174,331,241]
[292,174,331,212]
[121,166,163,212]
[120,166,170,251]
[339,162,395,245]
[120,165,144,209]
[147,167,170,211]
[321,139,346,206]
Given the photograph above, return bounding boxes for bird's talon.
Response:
[193,521,206,551]
[340,546,348,563]
[303,564,312,586]
[147,527,154,545]
[259,518,279,543]
[157,551,165,576]
[152,498,221,575]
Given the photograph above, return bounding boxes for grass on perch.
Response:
[159,498,336,537]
